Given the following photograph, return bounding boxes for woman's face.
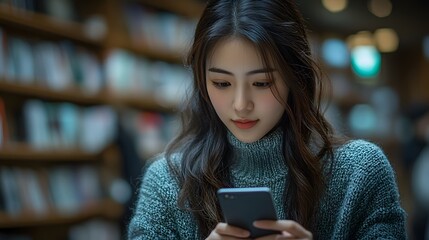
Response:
[206,37,288,143]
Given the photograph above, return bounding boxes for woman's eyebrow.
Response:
[207,67,276,76]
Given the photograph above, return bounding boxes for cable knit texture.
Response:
[128,129,407,239]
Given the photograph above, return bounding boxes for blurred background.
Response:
[0,0,427,239]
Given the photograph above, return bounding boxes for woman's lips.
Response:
[232,119,259,129]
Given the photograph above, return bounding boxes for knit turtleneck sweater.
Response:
[227,128,288,220]
[128,129,407,239]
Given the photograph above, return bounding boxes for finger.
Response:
[214,222,250,238]
[254,232,294,240]
[253,220,312,238]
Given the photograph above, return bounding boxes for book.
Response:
[23,99,50,149]
[79,106,117,153]
[0,97,8,145]
[0,27,4,77]
[15,168,49,215]
[44,0,76,21]
[76,48,103,94]
[25,168,50,215]
[33,42,72,90]
[57,102,80,148]
[8,37,35,84]
[0,167,23,216]
[48,166,80,214]
[37,167,55,213]
[104,49,133,94]
[69,219,121,240]
[74,165,102,206]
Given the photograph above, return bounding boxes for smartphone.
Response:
[217,187,281,238]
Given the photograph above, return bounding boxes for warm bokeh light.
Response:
[374,28,399,52]
[368,0,392,18]
[347,31,375,49]
[322,0,348,13]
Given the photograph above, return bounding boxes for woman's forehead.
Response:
[206,37,276,69]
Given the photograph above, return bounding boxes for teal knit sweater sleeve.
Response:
[127,157,182,239]
[316,140,407,239]
[354,143,406,238]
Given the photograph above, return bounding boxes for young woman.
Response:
[128,0,406,239]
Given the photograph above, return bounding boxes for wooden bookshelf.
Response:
[0,0,200,238]
[0,200,123,228]
[0,3,105,47]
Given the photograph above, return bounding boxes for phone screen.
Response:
[217,187,280,238]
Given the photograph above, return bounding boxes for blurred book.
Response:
[0,27,5,77]
[23,99,50,149]
[44,0,76,21]
[0,97,8,145]
[34,41,73,90]
[105,49,135,94]
[48,166,80,214]
[79,105,117,153]
[15,168,50,215]
[69,219,121,240]
[0,167,23,216]
[59,42,104,94]
[74,165,102,206]
[57,102,80,148]
[122,3,196,53]
[77,47,104,94]
[7,37,35,84]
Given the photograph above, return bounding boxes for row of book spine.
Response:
[122,2,197,53]
[0,27,192,105]
[0,96,177,158]
[0,218,121,240]
[0,0,77,21]
[0,164,102,216]
[1,97,117,153]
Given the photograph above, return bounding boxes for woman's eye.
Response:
[212,81,231,88]
[253,81,272,88]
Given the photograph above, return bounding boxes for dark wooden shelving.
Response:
[138,0,204,18]
[0,80,106,106]
[0,200,123,228]
[0,143,99,162]
[0,80,175,112]
[119,41,185,63]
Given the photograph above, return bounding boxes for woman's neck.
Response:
[227,128,287,178]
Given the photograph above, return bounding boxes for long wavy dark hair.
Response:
[166,0,337,237]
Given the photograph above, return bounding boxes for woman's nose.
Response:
[233,88,253,112]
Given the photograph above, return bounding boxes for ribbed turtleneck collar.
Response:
[227,128,288,182]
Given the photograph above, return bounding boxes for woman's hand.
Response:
[206,220,312,240]
[253,220,313,240]
[206,222,250,240]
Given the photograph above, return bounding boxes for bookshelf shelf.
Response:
[0,4,104,47]
[0,80,175,112]
[0,200,123,228]
[139,0,204,18]
[0,144,99,162]
[0,80,105,105]
[120,41,185,63]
